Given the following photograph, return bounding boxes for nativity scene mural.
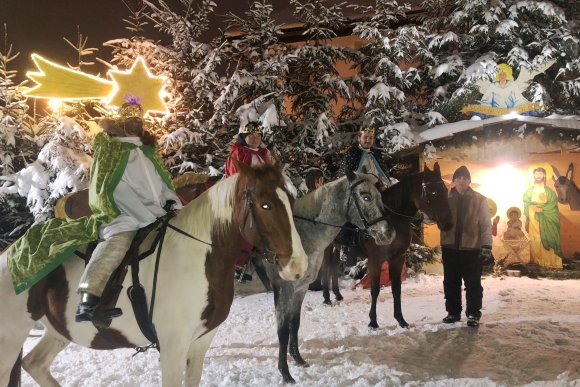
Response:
[422,156,580,273]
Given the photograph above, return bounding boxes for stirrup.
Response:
[75,292,123,325]
[91,307,124,329]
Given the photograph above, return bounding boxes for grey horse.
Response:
[254,170,395,383]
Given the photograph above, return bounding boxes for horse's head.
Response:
[553,163,574,205]
[419,162,453,231]
[234,161,308,281]
[345,170,395,245]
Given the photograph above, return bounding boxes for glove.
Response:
[479,247,493,264]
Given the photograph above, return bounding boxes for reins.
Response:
[294,178,387,231]
[238,186,280,265]
[381,172,447,223]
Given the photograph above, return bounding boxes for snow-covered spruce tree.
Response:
[0,29,37,176]
[283,0,358,180]
[420,0,579,123]
[143,0,225,175]
[216,1,291,173]
[0,26,35,248]
[350,0,432,154]
[2,29,96,220]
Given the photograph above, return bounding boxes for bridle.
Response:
[294,178,386,232]
[160,185,282,265]
[419,175,447,222]
[239,186,281,265]
[345,179,387,229]
[381,172,446,223]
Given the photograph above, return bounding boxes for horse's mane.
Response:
[383,172,423,216]
[295,176,347,217]
[176,174,239,239]
[208,174,239,221]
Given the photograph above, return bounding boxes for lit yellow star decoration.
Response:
[107,57,167,114]
[24,54,114,100]
[23,55,168,115]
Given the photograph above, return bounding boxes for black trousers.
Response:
[442,248,483,318]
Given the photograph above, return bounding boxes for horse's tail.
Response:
[8,348,22,387]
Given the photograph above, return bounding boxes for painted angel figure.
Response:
[464,59,556,117]
[478,60,556,109]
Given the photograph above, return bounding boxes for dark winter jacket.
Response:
[440,187,492,251]
[340,144,390,176]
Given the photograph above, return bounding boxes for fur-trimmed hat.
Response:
[452,165,471,182]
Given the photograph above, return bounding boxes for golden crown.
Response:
[359,126,376,135]
[118,95,144,121]
[241,121,262,134]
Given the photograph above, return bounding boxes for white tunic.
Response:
[99,137,182,240]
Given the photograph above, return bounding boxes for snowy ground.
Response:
[21,274,580,386]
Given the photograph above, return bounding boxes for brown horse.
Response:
[322,163,452,328]
[0,163,308,386]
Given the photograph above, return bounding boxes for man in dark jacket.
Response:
[341,126,391,188]
[440,166,492,327]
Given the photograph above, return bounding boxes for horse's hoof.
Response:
[283,375,296,384]
[335,293,344,301]
[323,299,332,306]
[295,359,310,368]
[368,321,379,330]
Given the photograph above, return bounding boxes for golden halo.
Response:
[506,206,521,218]
[486,197,497,217]
[527,162,553,182]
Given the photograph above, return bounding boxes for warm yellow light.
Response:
[23,54,168,116]
[477,164,529,220]
[107,57,168,115]
[47,99,63,112]
[24,54,113,100]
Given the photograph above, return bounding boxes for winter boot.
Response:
[466,315,480,327]
[442,314,461,323]
[75,292,122,323]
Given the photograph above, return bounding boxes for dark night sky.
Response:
[0,0,298,81]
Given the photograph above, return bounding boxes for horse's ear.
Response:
[553,165,561,178]
[567,163,574,180]
[346,169,356,182]
[433,162,441,174]
[552,173,558,184]
[233,158,252,176]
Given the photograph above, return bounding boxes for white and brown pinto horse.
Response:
[0,162,308,387]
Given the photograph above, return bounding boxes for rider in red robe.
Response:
[225,122,274,280]
[225,122,273,177]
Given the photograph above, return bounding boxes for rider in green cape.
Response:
[8,99,182,323]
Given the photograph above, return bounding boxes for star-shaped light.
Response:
[107,57,167,115]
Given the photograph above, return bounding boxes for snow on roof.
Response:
[418,114,580,143]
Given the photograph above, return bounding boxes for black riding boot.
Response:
[75,292,100,323]
[75,292,123,323]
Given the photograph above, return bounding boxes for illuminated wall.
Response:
[424,153,580,260]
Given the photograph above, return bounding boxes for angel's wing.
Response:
[515,59,556,92]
